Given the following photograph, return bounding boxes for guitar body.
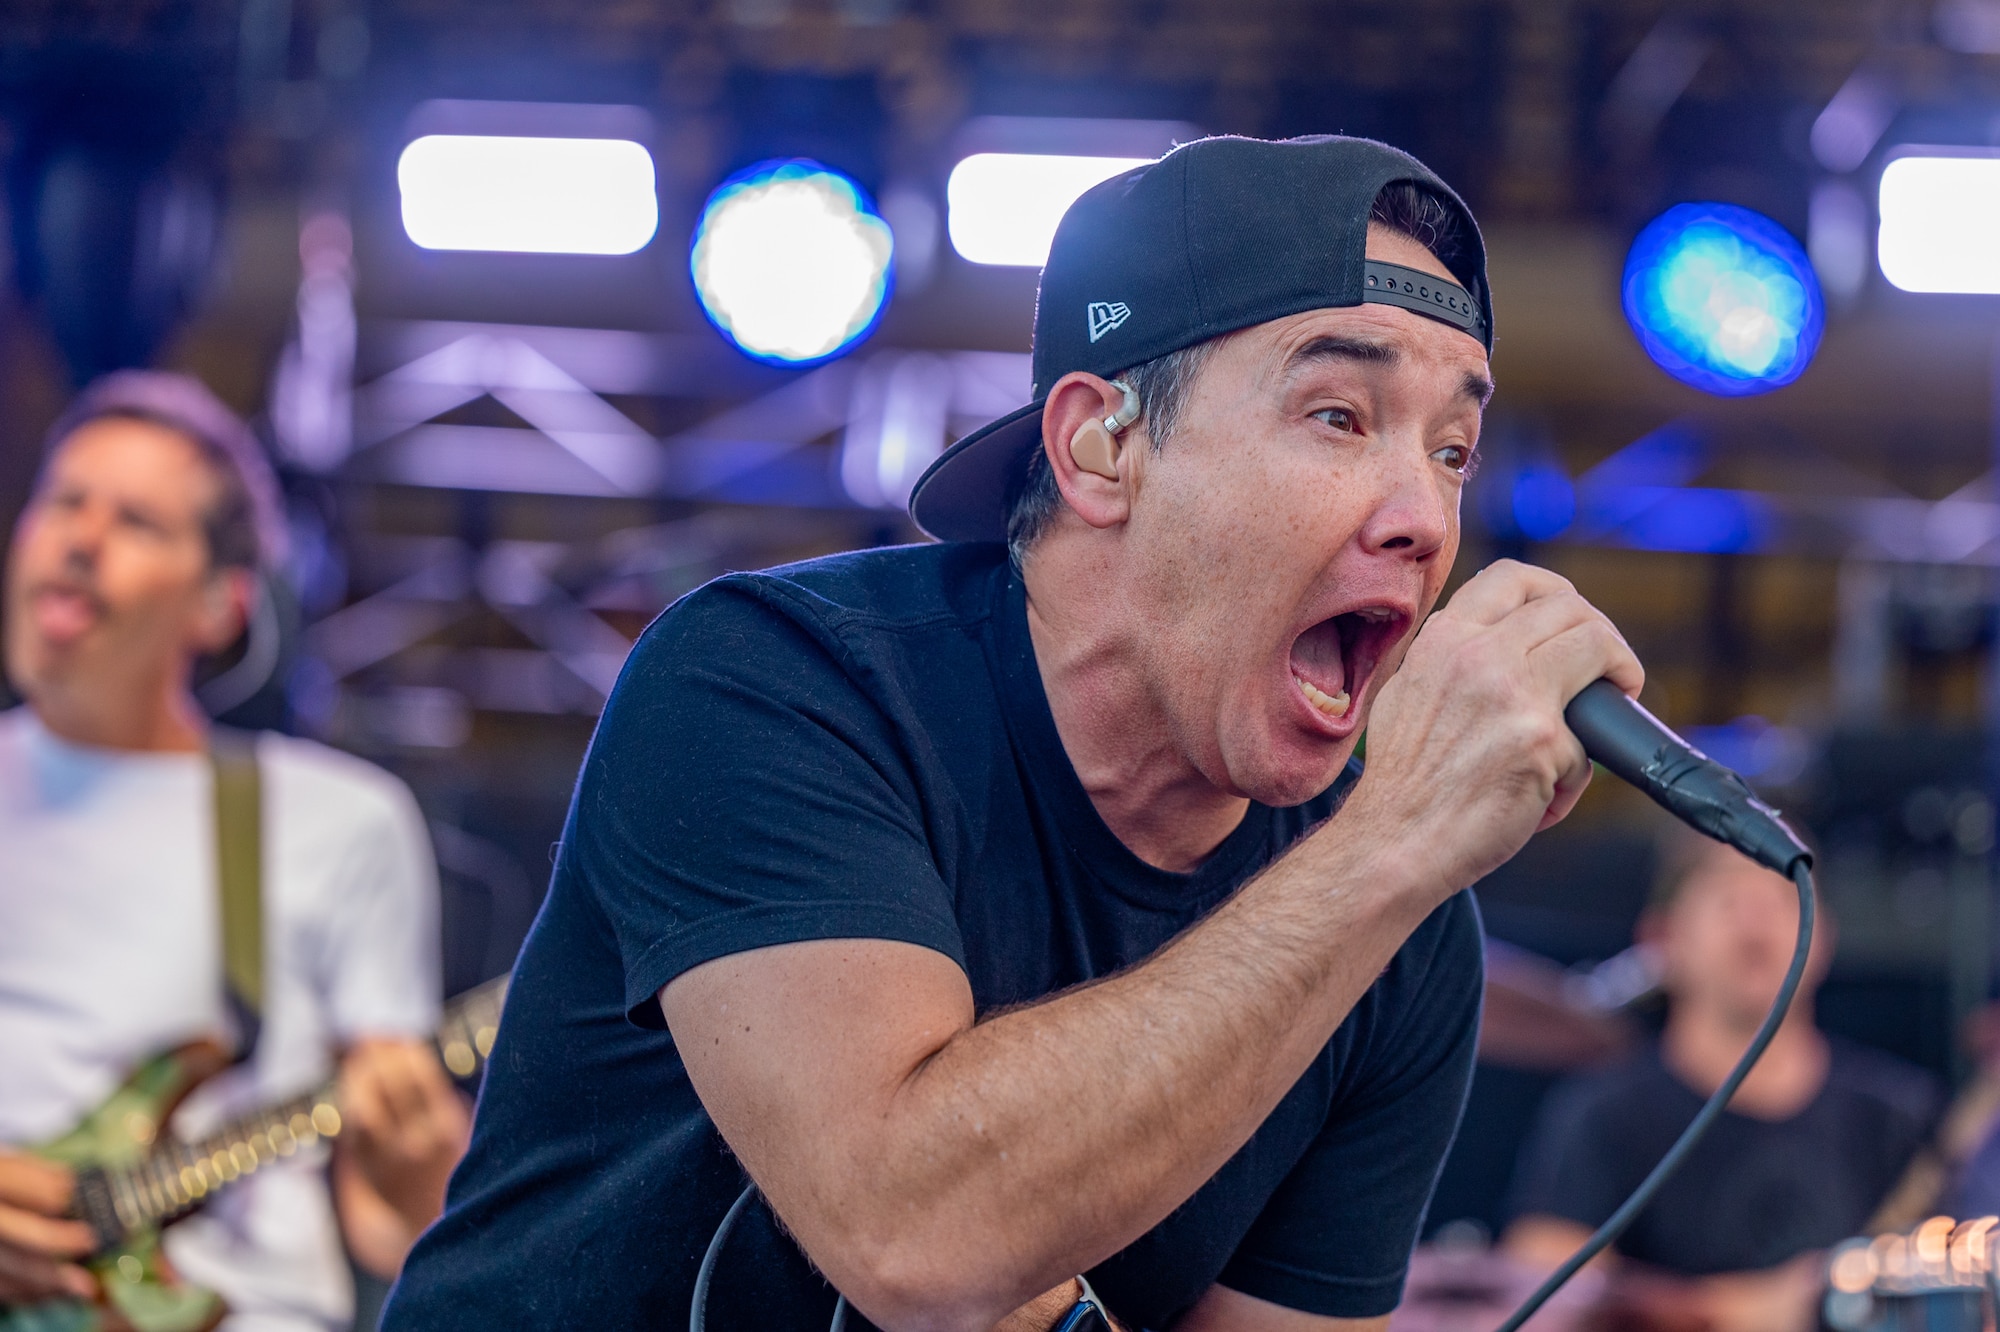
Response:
[4,1047,231,1332]
[1,977,504,1332]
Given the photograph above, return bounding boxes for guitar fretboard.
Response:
[98,1086,342,1235]
[89,976,506,1240]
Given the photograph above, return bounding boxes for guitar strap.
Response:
[210,727,264,1063]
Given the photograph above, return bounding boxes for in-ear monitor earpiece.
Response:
[1069,378,1140,481]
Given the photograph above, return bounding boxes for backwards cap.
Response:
[908,134,1491,543]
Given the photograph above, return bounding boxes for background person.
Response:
[0,371,469,1330]
[1504,828,1940,1332]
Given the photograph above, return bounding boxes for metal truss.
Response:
[314,320,1032,736]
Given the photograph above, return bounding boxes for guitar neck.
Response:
[80,976,507,1243]
[86,1084,342,1238]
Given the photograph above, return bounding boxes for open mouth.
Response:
[28,583,106,645]
[1288,605,1409,726]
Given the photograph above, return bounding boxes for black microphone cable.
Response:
[692,1183,852,1332]
[1492,857,1814,1332]
[1492,681,1818,1332]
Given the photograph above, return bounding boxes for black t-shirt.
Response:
[386,542,1484,1331]
[1510,1039,1941,1275]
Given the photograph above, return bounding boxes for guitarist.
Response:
[0,372,469,1329]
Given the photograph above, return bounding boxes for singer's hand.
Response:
[1349,559,1641,895]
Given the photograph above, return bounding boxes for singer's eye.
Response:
[1311,407,1357,432]
[1431,443,1472,473]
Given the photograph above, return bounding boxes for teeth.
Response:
[1353,606,1395,622]
[1294,674,1351,718]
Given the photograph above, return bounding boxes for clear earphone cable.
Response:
[1492,859,1817,1332]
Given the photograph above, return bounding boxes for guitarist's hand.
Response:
[0,1150,96,1304]
[333,1037,471,1277]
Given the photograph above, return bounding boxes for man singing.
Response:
[388,135,1640,1331]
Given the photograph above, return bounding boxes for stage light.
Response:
[398,135,659,255]
[1621,202,1823,396]
[690,160,894,365]
[1878,152,2000,294]
[946,153,1150,267]
[1509,466,1576,541]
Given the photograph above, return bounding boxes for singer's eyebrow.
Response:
[1285,335,1495,408]
[1287,336,1398,375]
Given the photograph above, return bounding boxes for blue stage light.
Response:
[1509,466,1576,541]
[1618,488,1767,554]
[1621,203,1823,397]
[690,160,894,366]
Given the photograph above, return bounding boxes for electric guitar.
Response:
[2,976,507,1332]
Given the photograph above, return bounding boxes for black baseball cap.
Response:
[907,134,1492,543]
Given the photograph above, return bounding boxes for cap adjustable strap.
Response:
[1362,260,1487,341]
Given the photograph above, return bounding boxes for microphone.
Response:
[1563,679,1812,875]
[1494,682,1820,1332]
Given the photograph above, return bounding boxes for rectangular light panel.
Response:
[946,153,1151,267]
[1878,151,2000,294]
[398,135,659,255]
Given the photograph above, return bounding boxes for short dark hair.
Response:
[1003,180,1473,567]
[44,370,285,573]
[1368,180,1478,294]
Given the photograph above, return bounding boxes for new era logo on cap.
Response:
[1087,301,1131,343]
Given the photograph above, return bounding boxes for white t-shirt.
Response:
[0,708,441,1332]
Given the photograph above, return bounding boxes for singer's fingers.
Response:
[1469,586,1643,703]
[1536,729,1596,833]
[1519,614,1644,705]
[1433,559,1580,628]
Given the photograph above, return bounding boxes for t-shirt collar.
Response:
[9,707,202,807]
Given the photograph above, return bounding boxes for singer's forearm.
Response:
[664,797,1441,1332]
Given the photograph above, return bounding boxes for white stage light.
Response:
[691,161,895,365]
[398,135,659,255]
[946,153,1150,267]
[1878,152,2000,294]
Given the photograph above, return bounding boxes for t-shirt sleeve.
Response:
[572,577,967,1027]
[1216,893,1485,1319]
[1507,1071,1637,1230]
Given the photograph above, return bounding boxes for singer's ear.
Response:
[1042,372,1141,531]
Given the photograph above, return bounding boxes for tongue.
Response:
[32,590,99,645]
[1290,618,1348,696]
